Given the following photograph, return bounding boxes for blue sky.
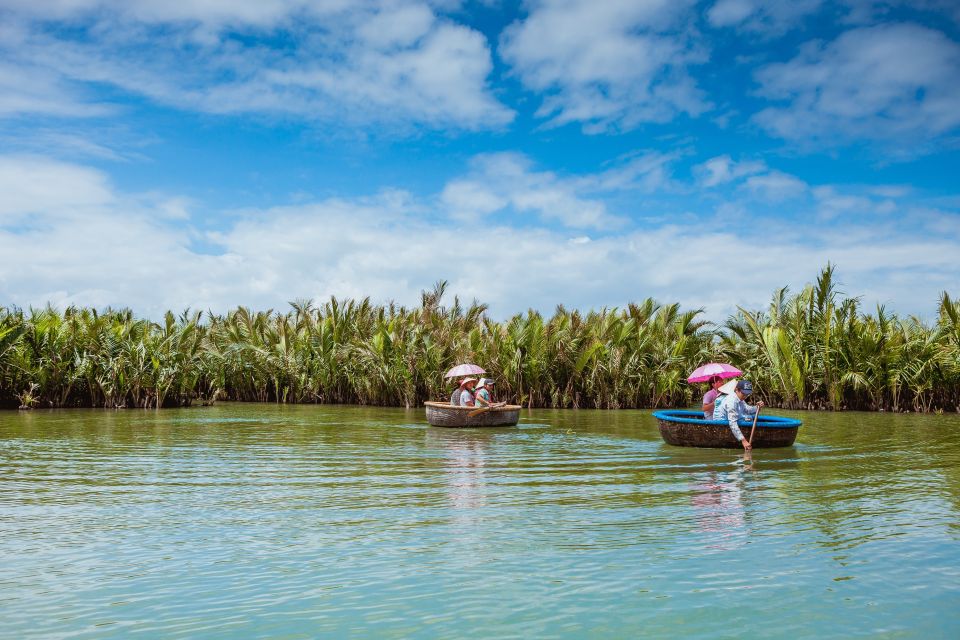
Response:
[1,0,959,321]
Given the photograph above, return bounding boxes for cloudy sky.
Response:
[1,0,959,321]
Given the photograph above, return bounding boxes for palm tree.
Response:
[0,264,956,412]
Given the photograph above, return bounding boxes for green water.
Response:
[1,404,959,638]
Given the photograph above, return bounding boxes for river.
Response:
[2,404,958,638]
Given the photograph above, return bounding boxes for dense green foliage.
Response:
[1,267,958,411]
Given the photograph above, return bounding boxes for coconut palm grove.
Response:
[3,266,958,413]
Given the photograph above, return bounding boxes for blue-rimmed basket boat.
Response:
[652,410,802,448]
[424,401,521,427]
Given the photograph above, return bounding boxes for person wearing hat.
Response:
[713,380,764,451]
[475,378,495,406]
[711,378,735,417]
[455,377,478,407]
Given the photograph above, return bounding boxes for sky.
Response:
[1,0,959,322]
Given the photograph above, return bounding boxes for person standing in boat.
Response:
[701,376,724,419]
[713,380,764,451]
[457,377,478,407]
[475,378,495,406]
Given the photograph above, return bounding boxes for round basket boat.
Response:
[652,410,802,448]
[424,401,521,428]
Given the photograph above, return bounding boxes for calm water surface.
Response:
[2,404,959,638]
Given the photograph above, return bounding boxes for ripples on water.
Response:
[1,405,959,638]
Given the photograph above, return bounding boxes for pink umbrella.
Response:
[686,362,742,383]
[444,363,486,379]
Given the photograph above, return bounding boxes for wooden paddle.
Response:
[748,406,761,445]
[467,401,505,418]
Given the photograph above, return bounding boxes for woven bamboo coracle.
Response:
[424,401,521,427]
[652,410,801,448]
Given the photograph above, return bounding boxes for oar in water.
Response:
[748,407,761,445]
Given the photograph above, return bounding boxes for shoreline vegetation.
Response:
[1,266,959,413]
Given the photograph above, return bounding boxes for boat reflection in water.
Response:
[426,429,495,516]
[689,464,752,552]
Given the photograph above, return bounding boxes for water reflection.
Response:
[425,428,492,515]
[689,457,753,552]
[2,405,959,639]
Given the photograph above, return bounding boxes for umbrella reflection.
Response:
[690,465,751,551]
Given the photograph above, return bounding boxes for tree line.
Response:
[1,266,958,412]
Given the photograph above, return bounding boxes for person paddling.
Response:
[713,380,764,451]
[475,378,496,406]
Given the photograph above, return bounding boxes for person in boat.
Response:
[475,378,495,406]
[701,375,724,419]
[711,377,738,416]
[713,380,764,451]
[454,377,478,407]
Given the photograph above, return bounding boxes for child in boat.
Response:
[475,378,495,406]
[713,380,764,451]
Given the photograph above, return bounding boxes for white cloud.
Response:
[706,1,960,34]
[840,1,960,27]
[813,185,898,219]
[693,155,767,187]
[356,2,435,48]
[0,55,112,119]
[0,155,114,219]
[0,1,513,130]
[1,153,958,322]
[439,181,508,218]
[742,171,809,201]
[1,1,352,29]
[500,0,709,133]
[588,151,682,192]
[753,23,960,145]
[707,0,824,33]
[0,129,143,162]
[868,184,911,198]
[440,152,625,229]
[707,0,756,27]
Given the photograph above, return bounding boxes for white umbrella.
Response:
[444,363,486,378]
